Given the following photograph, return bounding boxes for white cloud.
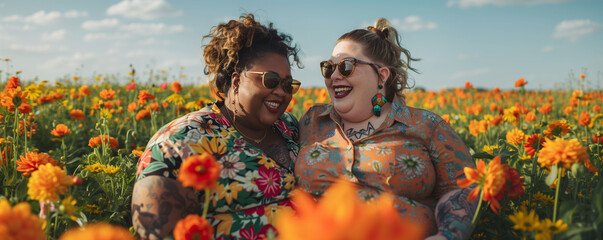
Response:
[64,10,88,18]
[41,29,66,41]
[390,16,438,32]
[140,38,158,45]
[82,18,120,30]
[40,52,96,72]
[553,19,600,41]
[541,45,554,53]
[106,0,183,20]
[449,68,490,80]
[9,43,53,52]
[119,23,184,34]
[448,0,569,8]
[83,33,130,41]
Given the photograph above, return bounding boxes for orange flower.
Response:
[469,120,488,137]
[457,156,506,213]
[78,85,90,96]
[538,103,552,115]
[514,78,527,88]
[506,128,525,146]
[37,95,55,104]
[171,81,183,93]
[149,102,160,111]
[464,81,474,89]
[135,109,151,121]
[16,151,58,176]
[18,102,32,114]
[303,100,313,110]
[593,105,601,113]
[579,73,585,79]
[578,111,591,126]
[178,153,221,191]
[127,102,137,112]
[51,124,71,137]
[99,89,116,100]
[592,134,603,144]
[173,214,214,240]
[537,138,596,171]
[4,76,21,92]
[70,109,85,120]
[88,135,119,150]
[441,114,450,124]
[53,92,64,100]
[59,222,134,240]
[0,198,46,240]
[27,163,73,202]
[490,115,503,126]
[524,133,545,157]
[543,120,572,138]
[524,111,536,122]
[138,90,156,106]
[276,180,427,240]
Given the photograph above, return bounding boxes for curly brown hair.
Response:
[338,18,419,103]
[202,14,301,100]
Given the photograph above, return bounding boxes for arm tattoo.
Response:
[132,176,199,240]
[434,188,477,240]
[345,122,375,141]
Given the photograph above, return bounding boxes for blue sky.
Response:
[1,0,602,90]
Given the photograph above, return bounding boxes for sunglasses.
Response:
[320,58,382,78]
[246,71,301,94]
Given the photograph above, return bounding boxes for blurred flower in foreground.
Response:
[173,214,213,240]
[276,180,427,240]
[178,153,221,191]
[59,222,134,240]
[28,163,73,202]
[0,198,46,240]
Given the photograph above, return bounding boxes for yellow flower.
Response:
[538,218,568,234]
[27,163,73,202]
[216,182,243,204]
[0,199,46,240]
[59,222,134,240]
[190,137,226,155]
[103,165,119,175]
[84,204,103,214]
[258,155,277,169]
[60,195,79,221]
[533,192,554,205]
[165,93,185,105]
[509,206,540,232]
[24,83,42,101]
[482,145,499,155]
[537,138,593,170]
[85,163,105,173]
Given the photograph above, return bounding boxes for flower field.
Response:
[0,68,601,239]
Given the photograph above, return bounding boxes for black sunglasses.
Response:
[246,71,301,94]
[320,58,381,78]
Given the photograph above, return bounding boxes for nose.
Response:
[329,66,344,81]
[272,81,288,96]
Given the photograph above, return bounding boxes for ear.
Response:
[231,72,240,92]
[378,67,390,84]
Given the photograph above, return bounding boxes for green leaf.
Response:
[471,152,494,160]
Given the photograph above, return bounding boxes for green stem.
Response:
[202,189,211,219]
[465,189,484,240]
[553,166,562,221]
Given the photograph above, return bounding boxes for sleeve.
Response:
[429,120,475,199]
[136,139,186,181]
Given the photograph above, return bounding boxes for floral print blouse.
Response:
[295,96,474,235]
[137,102,299,240]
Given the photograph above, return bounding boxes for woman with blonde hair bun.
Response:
[296,18,477,239]
[132,13,302,239]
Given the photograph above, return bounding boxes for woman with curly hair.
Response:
[132,14,302,239]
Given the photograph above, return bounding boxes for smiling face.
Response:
[326,40,382,123]
[231,52,293,129]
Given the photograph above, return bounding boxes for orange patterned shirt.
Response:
[295,96,474,234]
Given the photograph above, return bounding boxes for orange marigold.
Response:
[99,89,116,100]
[171,81,183,93]
[70,109,85,120]
[138,90,156,106]
[524,111,536,122]
[538,103,552,115]
[135,109,151,121]
[457,156,506,213]
[543,120,573,138]
[173,214,213,240]
[464,81,474,89]
[88,135,119,150]
[524,133,545,157]
[490,115,503,126]
[18,102,32,114]
[593,134,603,144]
[537,138,596,171]
[27,163,73,202]
[178,153,221,191]
[4,76,21,92]
[127,102,137,112]
[506,128,525,146]
[78,85,90,96]
[59,222,134,240]
[276,180,427,240]
[51,124,71,137]
[16,151,58,176]
[514,78,527,88]
[0,198,46,240]
[37,95,55,104]
[149,102,160,111]
[578,111,591,126]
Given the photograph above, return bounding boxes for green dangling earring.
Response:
[371,84,387,116]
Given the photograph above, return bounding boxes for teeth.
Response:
[265,101,280,109]
[334,87,352,93]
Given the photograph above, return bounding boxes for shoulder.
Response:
[145,105,224,147]
[279,111,299,129]
[300,103,330,121]
[405,106,445,125]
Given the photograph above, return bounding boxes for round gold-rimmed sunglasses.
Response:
[320,58,381,78]
[246,71,301,94]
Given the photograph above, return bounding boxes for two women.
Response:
[295,18,477,239]
[132,14,301,239]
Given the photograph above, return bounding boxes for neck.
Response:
[220,104,268,140]
[341,102,391,142]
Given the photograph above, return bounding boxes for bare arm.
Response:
[427,188,477,240]
[131,175,200,240]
